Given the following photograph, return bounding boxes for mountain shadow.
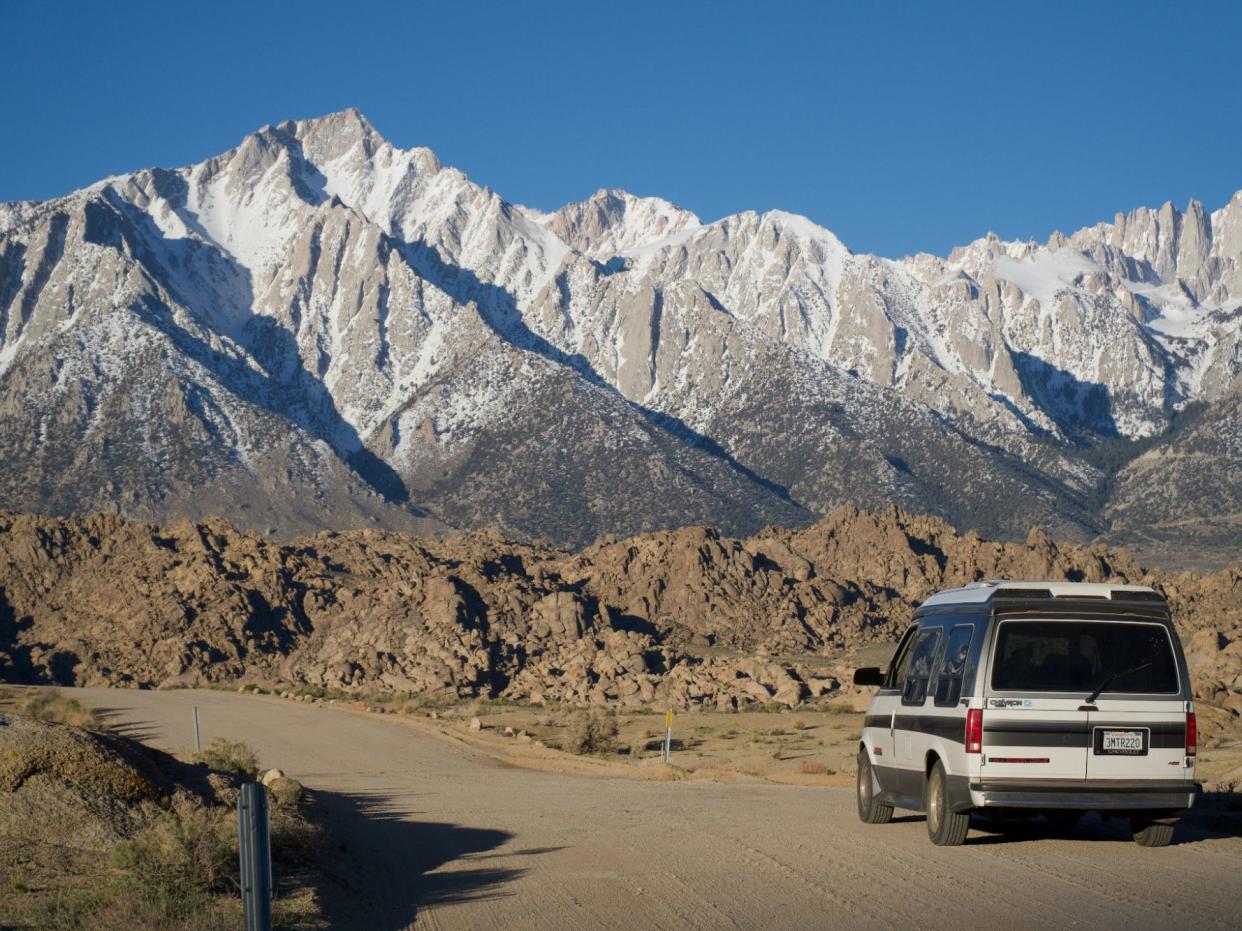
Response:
[394,237,802,506]
[1012,350,1120,445]
[85,189,418,510]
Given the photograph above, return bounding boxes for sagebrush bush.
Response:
[13,689,102,729]
[193,738,260,780]
[8,789,324,930]
[110,800,237,895]
[16,801,240,931]
[267,776,305,807]
[565,709,618,755]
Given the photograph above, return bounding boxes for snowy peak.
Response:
[279,107,381,157]
[545,188,701,260]
[2,109,1242,561]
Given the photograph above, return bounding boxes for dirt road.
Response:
[72,688,1242,930]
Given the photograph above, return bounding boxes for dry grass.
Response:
[9,688,103,729]
[0,692,326,929]
[5,796,323,930]
[449,701,867,784]
[5,799,241,930]
[192,738,260,780]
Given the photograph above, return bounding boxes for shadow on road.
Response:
[90,706,162,743]
[1178,796,1242,844]
[309,789,545,930]
[967,807,1242,846]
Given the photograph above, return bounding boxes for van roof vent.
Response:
[991,587,1053,601]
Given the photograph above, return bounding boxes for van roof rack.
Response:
[919,580,1164,609]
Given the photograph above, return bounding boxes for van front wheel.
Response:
[857,750,893,824]
[925,761,970,846]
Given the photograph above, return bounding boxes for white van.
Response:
[853,581,1197,847]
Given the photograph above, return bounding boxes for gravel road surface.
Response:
[71,688,1242,930]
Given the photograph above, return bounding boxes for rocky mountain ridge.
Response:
[1,110,1240,561]
[1,508,1239,730]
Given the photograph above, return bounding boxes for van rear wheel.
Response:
[856,750,893,824]
[925,761,970,846]
[1131,818,1175,847]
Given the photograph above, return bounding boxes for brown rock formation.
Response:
[0,508,1238,723]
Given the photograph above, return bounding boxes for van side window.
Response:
[932,625,975,706]
[884,626,920,690]
[901,628,942,706]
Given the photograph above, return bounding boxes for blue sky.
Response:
[5,0,1241,256]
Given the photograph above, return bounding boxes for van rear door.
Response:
[983,619,1092,781]
[1079,621,1189,783]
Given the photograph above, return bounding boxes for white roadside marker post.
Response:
[193,706,201,753]
[663,709,672,764]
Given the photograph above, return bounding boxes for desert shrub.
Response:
[269,802,323,867]
[565,709,618,755]
[16,802,243,930]
[109,801,237,896]
[267,776,305,807]
[13,689,102,729]
[16,881,237,931]
[800,761,828,775]
[193,738,259,780]
[827,702,855,715]
[10,791,324,930]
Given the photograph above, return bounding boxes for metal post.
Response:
[193,706,201,753]
[663,709,672,764]
[238,783,273,931]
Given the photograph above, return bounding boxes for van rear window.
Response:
[991,620,1179,694]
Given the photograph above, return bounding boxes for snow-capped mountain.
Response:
[1,109,1239,561]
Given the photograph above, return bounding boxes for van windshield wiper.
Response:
[1086,659,1153,704]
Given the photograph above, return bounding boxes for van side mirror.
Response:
[853,666,884,687]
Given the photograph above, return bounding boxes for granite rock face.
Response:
[2,111,1241,561]
[1,508,1237,726]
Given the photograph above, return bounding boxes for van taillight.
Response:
[1186,712,1197,757]
[966,708,983,754]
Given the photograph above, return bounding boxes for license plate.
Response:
[1098,729,1146,755]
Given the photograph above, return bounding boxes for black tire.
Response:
[925,761,970,846]
[856,749,894,824]
[1131,818,1175,847]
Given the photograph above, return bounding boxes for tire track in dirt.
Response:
[71,688,1242,931]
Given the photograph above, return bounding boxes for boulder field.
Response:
[0,506,1238,727]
